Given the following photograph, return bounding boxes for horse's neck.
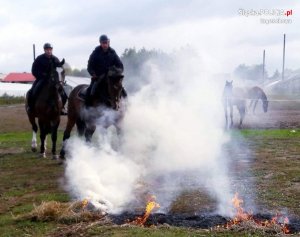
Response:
[94,81,109,104]
[40,81,59,101]
[260,90,267,101]
[223,87,232,98]
[252,87,267,101]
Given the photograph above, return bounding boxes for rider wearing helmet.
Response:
[85,34,127,106]
[28,43,67,114]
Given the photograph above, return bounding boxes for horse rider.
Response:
[85,34,127,106]
[27,43,68,115]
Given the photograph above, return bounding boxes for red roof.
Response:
[3,73,35,82]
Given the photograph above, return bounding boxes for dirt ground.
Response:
[0,103,299,133]
[232,109,300,129]
[0,104,68,133]
[0,103,299,236]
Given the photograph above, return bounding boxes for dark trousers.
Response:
[28,79,44,109]
[85,79,96,106]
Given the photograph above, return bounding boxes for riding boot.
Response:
[59,89,68,115]
[121,87,128,98]
[85,80,96,107]
[27,79,43,112]
[27,89,34,113]
[85,86,93,107]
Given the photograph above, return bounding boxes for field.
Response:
[0,103,299,236]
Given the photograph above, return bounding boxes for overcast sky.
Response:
[0,0,299,75]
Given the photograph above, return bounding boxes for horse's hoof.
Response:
[59,150,65,159]
[39,153,46,158]
[31,147,37,152]
[57,159,64,165]
[52,154,59,160]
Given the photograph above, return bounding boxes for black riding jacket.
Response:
[87,46,123,77]
[31,54,60,80]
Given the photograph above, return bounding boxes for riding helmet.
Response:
[99,35,109,42]
[43,43,53,49]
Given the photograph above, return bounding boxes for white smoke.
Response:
[64,49,234,215]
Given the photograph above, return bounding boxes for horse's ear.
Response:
[230,80,233,84]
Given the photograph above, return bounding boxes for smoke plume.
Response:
[65,49,235,215]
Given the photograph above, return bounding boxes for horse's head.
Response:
[223,80,233,98]
[46,68,65,93]
[263,100,268,113]
[106,67,124,110]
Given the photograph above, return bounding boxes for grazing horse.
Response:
[25,69,64,158]
[59,68,124,159]
[223,82,269,129]
[248,86,268,114]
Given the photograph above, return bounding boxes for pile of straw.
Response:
[18,201,105,223]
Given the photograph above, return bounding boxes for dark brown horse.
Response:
[25,69,64,158]
[59,69,124,159]
[223,82,268,129]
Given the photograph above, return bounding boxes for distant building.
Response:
[2,72,35,84]
[0,73,7,81]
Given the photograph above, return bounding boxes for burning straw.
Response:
[216,193,291,235]
[129,195,160,226]
[17,200,105,223]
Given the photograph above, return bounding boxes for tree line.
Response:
[65,47,298,82]
[64,47,169,78]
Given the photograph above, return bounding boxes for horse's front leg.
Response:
[31,131,37,152]
[253,100,258,114]
[238,106,245,129]
[28,114,38,152]
[60,118,76,159]
[85,124,96,143]
[229,104,233,128]
[51,122,60,160]
[39,127,47,158]
[224,105,228,129]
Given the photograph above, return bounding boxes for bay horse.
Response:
[25,69,64,158]
[59,68,124,159]
[223,82,269,129]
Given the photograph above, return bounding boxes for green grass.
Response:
[0,130,299,236]
[0,95,25,105]
[229,129,300,216]
[235,128,300,138]
[86,226,270,237]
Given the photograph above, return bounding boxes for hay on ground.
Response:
[17,201,105,223]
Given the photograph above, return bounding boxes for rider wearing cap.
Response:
[85,34,127,106]
[28,43,67,114]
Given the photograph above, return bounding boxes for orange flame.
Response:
[81,198,89,209]
[231,193,252,221]
[283,217,290,234]
[132,195,160,226]
[224,193,290,234]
